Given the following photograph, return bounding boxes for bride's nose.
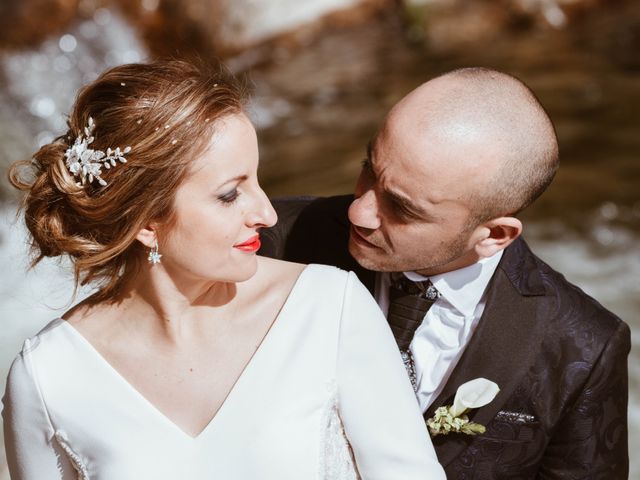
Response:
[246,186,277,228]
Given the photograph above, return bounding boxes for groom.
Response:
[259,67,630,478]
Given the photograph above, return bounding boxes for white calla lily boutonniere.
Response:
[426,378,500,437]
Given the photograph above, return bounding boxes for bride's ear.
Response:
[474,216,522,258]
[135,227,157,249]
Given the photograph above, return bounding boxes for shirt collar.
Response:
[403,250,503,318]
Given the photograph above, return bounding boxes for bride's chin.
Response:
[225,256,260,284]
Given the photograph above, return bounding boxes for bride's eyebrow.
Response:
[216,174,248,190]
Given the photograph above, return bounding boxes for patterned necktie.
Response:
[387,274,440,392]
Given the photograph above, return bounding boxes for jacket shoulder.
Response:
[519,240,628,349]
[261,195,353,262]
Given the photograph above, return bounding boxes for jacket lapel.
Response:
[424,238,546,467]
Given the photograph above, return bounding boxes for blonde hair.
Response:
[8,60,248,302]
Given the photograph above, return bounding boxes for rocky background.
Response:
[0,0,638,477]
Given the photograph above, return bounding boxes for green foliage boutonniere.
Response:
[426,378,500,437]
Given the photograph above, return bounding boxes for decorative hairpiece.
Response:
[64,117,131,187]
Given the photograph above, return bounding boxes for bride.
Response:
[2,60,445,479]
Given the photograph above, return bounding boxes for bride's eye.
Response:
[218,188,240,205]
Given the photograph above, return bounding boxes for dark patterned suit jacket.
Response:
[260,195,631,480]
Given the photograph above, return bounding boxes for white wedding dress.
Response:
[3,265,445,480]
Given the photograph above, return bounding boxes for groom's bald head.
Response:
[348,67,559,274]
[387,67,559,222]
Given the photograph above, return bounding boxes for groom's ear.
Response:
[474,216,522,258]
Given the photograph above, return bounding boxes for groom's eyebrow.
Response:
[385,188,428,217]
[366,140,428,217]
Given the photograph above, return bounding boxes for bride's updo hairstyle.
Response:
[8,60,247,301]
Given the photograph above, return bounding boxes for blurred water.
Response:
[0,9,147,195]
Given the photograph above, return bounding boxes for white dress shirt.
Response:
[375,251,503,413]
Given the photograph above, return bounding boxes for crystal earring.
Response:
[147,238,162,265]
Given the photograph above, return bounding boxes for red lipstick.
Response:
[233,234,261,253]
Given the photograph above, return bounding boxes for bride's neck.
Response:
[113,265,238,341]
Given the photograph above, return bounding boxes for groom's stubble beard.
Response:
[348,223,473,275]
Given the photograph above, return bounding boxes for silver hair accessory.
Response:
[147,239,162,265]
[64,117,131,187]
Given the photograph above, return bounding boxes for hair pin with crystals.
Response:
[64,117,131,187]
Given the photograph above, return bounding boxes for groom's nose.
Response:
[348,189,381,230]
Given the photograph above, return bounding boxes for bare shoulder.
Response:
[254,256,307,290]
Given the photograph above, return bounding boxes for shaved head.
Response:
[389,67,559,223]
[348,67,559,274]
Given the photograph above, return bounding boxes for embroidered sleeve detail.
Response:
[54,430,90,480]
[318,382,360,480]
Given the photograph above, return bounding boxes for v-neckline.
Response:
[58,265,311,441]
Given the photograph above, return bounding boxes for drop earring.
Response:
[147,238,162,265]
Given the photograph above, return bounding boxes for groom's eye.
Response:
[388,196,422,221]
[393,203,415,220]
[361,158,375,177]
